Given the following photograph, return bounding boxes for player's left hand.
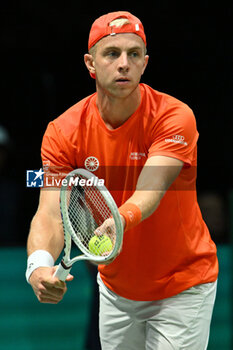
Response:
[94,216,125,264]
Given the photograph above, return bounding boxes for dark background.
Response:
[0,3,232,350]
[0,1,232,245]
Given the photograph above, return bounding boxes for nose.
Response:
[117,52,129,73]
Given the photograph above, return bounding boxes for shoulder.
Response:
[141,84,193,114]
[41,94,96,167]
[141,83,196,127]
[48,93,96,137]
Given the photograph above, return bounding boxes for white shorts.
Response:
[97,274,217,350]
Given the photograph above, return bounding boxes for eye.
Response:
[129,51,140,58]
[106,50,119,58]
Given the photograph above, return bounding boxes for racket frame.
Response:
[54,169,123,280]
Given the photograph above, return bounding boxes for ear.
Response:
[141,55,149,75]
[84,54,96,76]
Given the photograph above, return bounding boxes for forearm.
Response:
[120,156,183,226]
[26,190,73,302]
[27,210,64,261]
[125,189,165,221]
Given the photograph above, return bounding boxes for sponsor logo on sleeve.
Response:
[165,135,187,146]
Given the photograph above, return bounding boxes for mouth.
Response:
[115,77,130,85]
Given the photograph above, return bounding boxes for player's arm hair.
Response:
[27,189,64,261]
[126,155,183,220]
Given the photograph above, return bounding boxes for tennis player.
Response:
[26,11,218,350]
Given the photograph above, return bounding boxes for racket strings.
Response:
[66,176,115,256]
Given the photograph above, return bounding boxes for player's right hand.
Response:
[29,266,74,304]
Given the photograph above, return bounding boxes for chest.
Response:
[74,121,150,170]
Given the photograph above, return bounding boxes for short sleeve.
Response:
[41,121,74,174]
[148,104,199,166]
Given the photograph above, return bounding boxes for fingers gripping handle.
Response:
[54,263,71,281]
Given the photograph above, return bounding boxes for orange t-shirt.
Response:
[41,83,218,301]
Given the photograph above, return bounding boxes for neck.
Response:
[96,85,141,130]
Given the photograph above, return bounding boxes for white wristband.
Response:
[26,250,54,283]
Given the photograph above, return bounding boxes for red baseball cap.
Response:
[88,11,147,51]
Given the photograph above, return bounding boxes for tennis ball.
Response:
[88,235,113,256]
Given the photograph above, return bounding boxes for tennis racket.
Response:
[54,168,124,281]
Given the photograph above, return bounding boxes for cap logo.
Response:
[110,25,116,36]
[135,24,139,31]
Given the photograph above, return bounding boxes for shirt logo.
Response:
[165,135,188,146]
[84,156,99,172]
[42,160,50,171]
[26,169,44,187]
[130,152,146,160]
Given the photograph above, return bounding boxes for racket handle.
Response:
[53,263,71,281]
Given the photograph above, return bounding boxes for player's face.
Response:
[92,34,149,98]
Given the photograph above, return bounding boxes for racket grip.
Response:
[53,263,71,281]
